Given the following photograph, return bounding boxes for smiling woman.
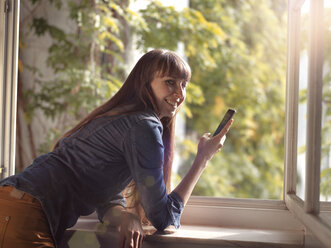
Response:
[2,1,331,248]
[0,49,233,248]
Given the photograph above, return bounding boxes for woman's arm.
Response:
[102,204,126,229]
[173,119,233,206]
[122,117,233,232]
[102,205,144,248]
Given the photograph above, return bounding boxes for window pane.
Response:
[296,0,309,201]
[321,0,331,202]
[176,1,287,199]
[17,0,287,200]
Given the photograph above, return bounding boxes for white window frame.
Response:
[1,0,330,247]
[182,1,331,247]
[284,0,331,246]
[0,0,19,179]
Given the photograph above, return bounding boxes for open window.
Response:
[181,1,331,247]
[284,0,331,246]
[0,0,19,179]
[1,0,330,247]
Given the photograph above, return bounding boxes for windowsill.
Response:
[143,225,303,248]
[62,215,304,248]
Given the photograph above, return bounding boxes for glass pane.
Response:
[320,0,331,202]
[17,0,287,200]
[296,0,310,200]
[177,1,287,199]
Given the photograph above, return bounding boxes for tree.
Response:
[137,0,287,198]
[18,0,137,166]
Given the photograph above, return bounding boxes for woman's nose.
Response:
[174,85,185,99]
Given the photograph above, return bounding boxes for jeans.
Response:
[0,186,55,248]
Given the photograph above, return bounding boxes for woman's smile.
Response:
[165,98,179,109]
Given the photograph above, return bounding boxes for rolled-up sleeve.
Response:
[123,118,184,230]
[96,193,127,223]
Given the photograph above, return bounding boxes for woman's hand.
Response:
[173,119,234,206]
[196,119,234,164]
[119,211,144,248]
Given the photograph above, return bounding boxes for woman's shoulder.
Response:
[134,108,160,123]
[89,108,162,138]
[125,109,162,134]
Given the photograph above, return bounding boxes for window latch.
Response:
[0,165,5,177]
[4,0,10,13]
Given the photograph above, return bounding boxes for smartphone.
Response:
[212,108,236,136]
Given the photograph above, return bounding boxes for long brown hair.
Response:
[54,49,191,221]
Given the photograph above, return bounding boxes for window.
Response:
[175,0,287,200]
[296,0,331,203]
[321,1,331,202]
[283,0,331,246]
[296,0,309,200]
[1,0,331,247]
[181,1,331,247]
[0,0,19,179]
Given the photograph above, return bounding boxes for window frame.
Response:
[182,1,331,247]
[1,0,331,246]
[0,0,19,179]
[284,0,331,246]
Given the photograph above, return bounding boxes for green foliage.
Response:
[136,0,287,199]
[321,8,331,200]
[37,128,63,154]
[321,168,331,201]
[22,0,288,199]
[186,0,287,199]
[24,0,130,122]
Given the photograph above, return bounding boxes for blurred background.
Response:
[16,0,330,200]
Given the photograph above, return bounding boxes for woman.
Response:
[0,49,233,248]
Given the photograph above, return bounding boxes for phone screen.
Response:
[212,109,236,136]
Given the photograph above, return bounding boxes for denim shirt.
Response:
[0,109,184,247]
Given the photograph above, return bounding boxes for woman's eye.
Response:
[166,80,175,85]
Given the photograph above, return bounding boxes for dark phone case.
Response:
[213,109,236,136]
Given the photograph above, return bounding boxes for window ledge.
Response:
[143,225,304,248]
[62,217,304,248]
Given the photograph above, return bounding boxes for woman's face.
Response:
[150,74,187,119]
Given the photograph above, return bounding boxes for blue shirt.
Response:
[0,109,184,247]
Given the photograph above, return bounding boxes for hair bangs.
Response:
[157,51,191,82]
